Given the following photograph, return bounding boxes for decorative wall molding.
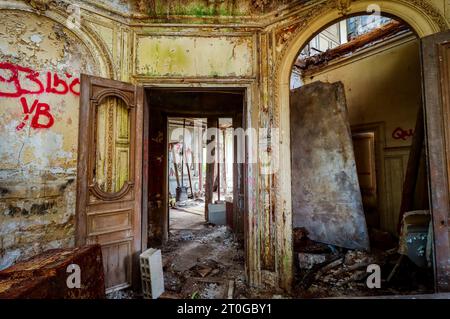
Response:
[24,0,50,12]
[336,0,354,16]
[402,0,448,31]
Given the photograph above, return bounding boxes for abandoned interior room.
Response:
[0,0,450,300]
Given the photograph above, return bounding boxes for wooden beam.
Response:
[205,118,217,220]
[397,107,425,232]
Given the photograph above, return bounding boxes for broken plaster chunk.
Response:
[298,253,328,270]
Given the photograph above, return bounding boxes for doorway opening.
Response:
[289,14,433,297]
[167,117,235,233]
[144,88,247,298]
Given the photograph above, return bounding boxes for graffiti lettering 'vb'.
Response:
[0,62,80,131]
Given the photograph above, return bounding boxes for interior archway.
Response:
[275,1,447,292]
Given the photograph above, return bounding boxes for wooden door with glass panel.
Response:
[76,74,144,292]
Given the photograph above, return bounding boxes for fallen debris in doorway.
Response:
[294,238,434,298]
[181,277,231,299]
[369,228,398,250]
[294,227,336,254]
[107,289,141,299]
[161,225,254,299]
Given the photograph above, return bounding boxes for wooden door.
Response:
[76,74,144,293]
[422,30,450,292]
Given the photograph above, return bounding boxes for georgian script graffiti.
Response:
[0,62,80,131]
[392,127,414,141]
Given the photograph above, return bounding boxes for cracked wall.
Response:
[0,9,98,269]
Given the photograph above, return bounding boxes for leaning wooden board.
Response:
[0,245,105,299]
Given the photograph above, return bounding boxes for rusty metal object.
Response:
[290,81,370,250]
[0,245,105,299]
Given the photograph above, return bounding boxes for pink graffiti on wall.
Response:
[0,62,80,131]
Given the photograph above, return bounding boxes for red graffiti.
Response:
[392,127,414,140]
[16,97,55,131]
[0,62,80,131]
[0,62,80,98]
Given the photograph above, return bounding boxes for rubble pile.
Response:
[293,227,434,298]
[160,226,247,299]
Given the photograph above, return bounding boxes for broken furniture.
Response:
[388,210,431,282]
[0,245,105,299]
[399,210,432,268]
[140,248,164,299]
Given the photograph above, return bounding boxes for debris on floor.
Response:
[161,225,249,299]
[292,227,434,298]
[107,289,140,299]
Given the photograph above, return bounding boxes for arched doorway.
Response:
[274,1,449,294]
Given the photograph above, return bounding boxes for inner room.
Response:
[145,88,248,298]
[167,117,235,233]
[290,14,433,297]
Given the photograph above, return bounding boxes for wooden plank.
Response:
[397,107,425,232]
[205,118,217,220]
[185,152,194,198]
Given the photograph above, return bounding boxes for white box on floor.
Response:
[208,203,226,225]
[140,248,164,299]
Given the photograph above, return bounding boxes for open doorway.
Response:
[143,88,247,298]
[167,117,235,233]
[289,14,433,297]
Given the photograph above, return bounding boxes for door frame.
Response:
[75,74,144,292]
[351,122,387,231]
[422,31,450,292]
[140,81,255,280]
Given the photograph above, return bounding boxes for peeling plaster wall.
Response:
[135,35,254,77]
[0,10,98,269]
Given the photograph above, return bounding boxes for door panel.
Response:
[352,132,379,229]
[76,74,144,293]
[422,30,450,292]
